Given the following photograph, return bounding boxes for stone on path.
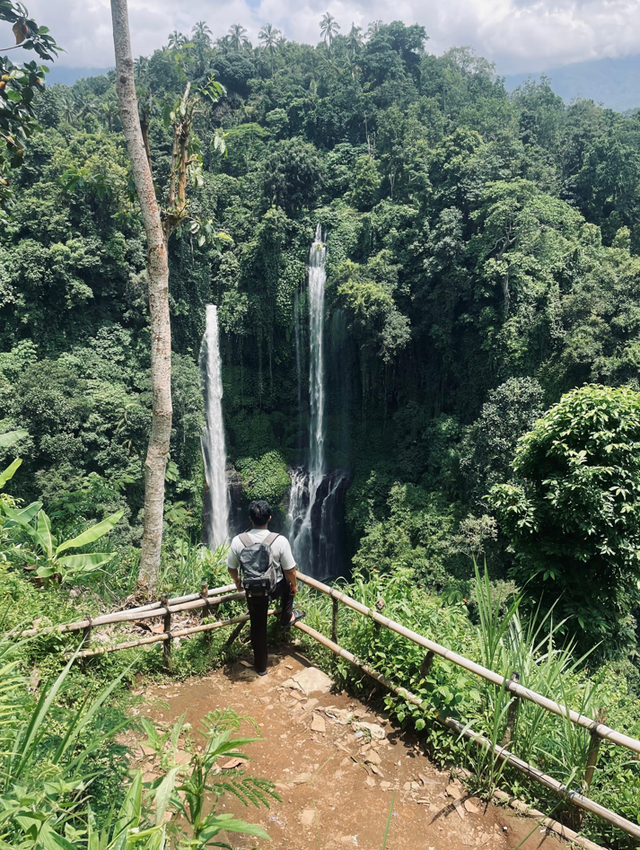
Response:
[300,809,315,827]
[284,666,333,695]
[352,721,386,740]
[311,713,326,733]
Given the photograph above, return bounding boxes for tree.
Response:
[0,0,58,212]
[347,23,363,57]
[228,24,249,52]
[191,20,212,77]
[258,23,281,74]
[490,384,640,657]
[110,0,172,591]
[167,30,187,49]
[320,12,340,47]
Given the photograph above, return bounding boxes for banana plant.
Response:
[3,505,123,582]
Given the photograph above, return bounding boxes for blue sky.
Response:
[2,0,640,75]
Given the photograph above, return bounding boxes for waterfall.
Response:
[199,304,229,548]
[289,226,350,579]
[308,224,327,484]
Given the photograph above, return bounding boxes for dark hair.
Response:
[249,500,271,526]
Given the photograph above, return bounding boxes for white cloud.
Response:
[1,0,640,73]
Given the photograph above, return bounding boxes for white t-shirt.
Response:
[227,528,297,583]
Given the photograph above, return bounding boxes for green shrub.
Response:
[491,383,640,657]
[236,450,290,505]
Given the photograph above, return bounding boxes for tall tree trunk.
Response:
[110,0,172,592]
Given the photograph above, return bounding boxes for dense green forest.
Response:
[5,19,640,647]
[3,14,640,848]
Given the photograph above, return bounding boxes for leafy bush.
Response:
[491,384,640,657]
[236,450,290,505]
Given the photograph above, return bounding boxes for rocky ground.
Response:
[128,648,570,850]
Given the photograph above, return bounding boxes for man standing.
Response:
[227,499,305,676]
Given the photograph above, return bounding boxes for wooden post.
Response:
[224,621,246,649]
[501,671,520,748]
[331,598,339,644]
[585,727,602,791]
[201,581,211,646]
[420,650,435,680]
[161,594,172,670]
[584,710,606,793]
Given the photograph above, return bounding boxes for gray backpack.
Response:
[238,531,280,597]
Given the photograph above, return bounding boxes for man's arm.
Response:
[227,544,242,591]
[279,538,298,595]
[284,567,297,595]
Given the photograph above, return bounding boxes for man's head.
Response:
[249,500,271,528]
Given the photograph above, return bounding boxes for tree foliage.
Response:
[491,384,640,655]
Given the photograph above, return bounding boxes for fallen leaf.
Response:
[222,757,244,770]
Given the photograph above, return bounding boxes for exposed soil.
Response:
[128,649,569,850]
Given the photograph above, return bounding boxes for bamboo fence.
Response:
[19,570,640,842]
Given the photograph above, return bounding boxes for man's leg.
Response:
[247,594,269,674]
[278,578,294,629]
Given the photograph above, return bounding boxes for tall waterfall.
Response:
[308,225,327,485]
[199,304,229,548]
[289,226,350,578]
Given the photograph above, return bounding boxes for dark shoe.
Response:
[285,609,306,629]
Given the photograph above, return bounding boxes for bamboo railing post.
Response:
[224,620,246,649]
[331,598,339,644]
[420,650,435,679]
[201,582,211,646]
[161,594,172,671]
[501,671,520,748]
[585,710,605,792]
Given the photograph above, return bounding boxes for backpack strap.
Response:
[239,532,253,548]
[262,532,279,548]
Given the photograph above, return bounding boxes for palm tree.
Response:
[168,30,187,49]
[366,20,382,39]
[228,24,249,52]
[320,12,340,47]
[347,23,362,57]
[216,35,232,55]
[192,21,212,76]
[259,23,281,73]
[192,21,212,47]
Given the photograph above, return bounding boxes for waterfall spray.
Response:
[199,304,229,548]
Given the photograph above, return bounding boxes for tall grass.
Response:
[295,564,639,848]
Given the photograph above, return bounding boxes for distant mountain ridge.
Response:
[504,54,640,112]
[47,66,112,86]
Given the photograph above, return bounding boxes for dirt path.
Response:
[130,650,568,850]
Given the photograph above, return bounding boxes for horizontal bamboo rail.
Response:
[296,572,640,757]
[69,610,275,659]
[294,619,640,842]
[19,583,240,638]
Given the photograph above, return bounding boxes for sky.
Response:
[1,0,640,75]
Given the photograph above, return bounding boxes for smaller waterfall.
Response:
[199,304,229,548]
